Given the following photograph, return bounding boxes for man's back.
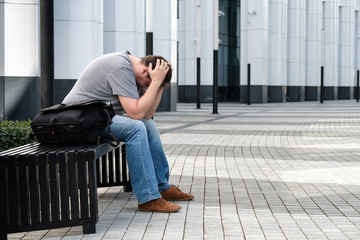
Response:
[63,51,139,115]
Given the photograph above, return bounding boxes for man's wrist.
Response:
[150,79,162,88]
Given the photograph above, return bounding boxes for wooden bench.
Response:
[0,142,132,240]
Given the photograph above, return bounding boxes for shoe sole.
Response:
[138,207,181,213]
[163,197,194,201]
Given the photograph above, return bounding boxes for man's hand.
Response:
[119,59,170,120]
[148,59,169,85]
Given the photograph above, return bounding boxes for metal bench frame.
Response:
[0,142,132,240]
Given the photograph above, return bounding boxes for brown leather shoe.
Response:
[160,185,194,201]
[138,197,181,213]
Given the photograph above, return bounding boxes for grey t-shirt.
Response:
[62,51,139,115]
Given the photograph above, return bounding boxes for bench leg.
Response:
[82,223,96,234]
[0,233,7,240]
[124,182,132,192]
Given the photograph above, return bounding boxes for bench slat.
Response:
[115,148,121,185]
[0,158,8,227]
[101,154,107,185]
[8,156,20,227]
[49,153,60,222]
[1,143,54,156]
[96,156,101,187]
[87,150,98,231]
[28,154,41,225]
[59,152,70,222]
[19,157,30,226]
[39,153,50,224]
[68,151,79,221]
[77,151,89,220]
[108,150,114,185]
[121,145,128,184]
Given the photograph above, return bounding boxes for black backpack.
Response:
[31,100,119,146]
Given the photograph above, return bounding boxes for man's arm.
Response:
[118,59,169,120]
[144,87,165,119]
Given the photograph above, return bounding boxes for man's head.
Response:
[140,55,172,88]
[131,54,172,90]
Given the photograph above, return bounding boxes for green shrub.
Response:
[0,119,37,152]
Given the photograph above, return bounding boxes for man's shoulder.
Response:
[86,52,132,72]
[101,51,130,61]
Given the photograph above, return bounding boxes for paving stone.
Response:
[5,101,360,240]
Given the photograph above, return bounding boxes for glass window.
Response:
[218,0,240,101]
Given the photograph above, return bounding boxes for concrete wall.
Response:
[0,0,40,120]
[2,0,360,120]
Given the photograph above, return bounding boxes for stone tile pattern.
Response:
[9,101,360,240]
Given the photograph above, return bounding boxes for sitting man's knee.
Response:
[131,120,147,133]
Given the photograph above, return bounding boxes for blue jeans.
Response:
[102,115,171,203]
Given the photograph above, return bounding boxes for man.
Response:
[63,51,194,213]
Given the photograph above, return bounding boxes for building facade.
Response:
[1,0,360,120]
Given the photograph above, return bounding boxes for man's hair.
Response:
[140,55,172,87]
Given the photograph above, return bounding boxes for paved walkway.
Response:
[9,100,360,240]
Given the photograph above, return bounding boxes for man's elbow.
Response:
[144,115,153,120]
